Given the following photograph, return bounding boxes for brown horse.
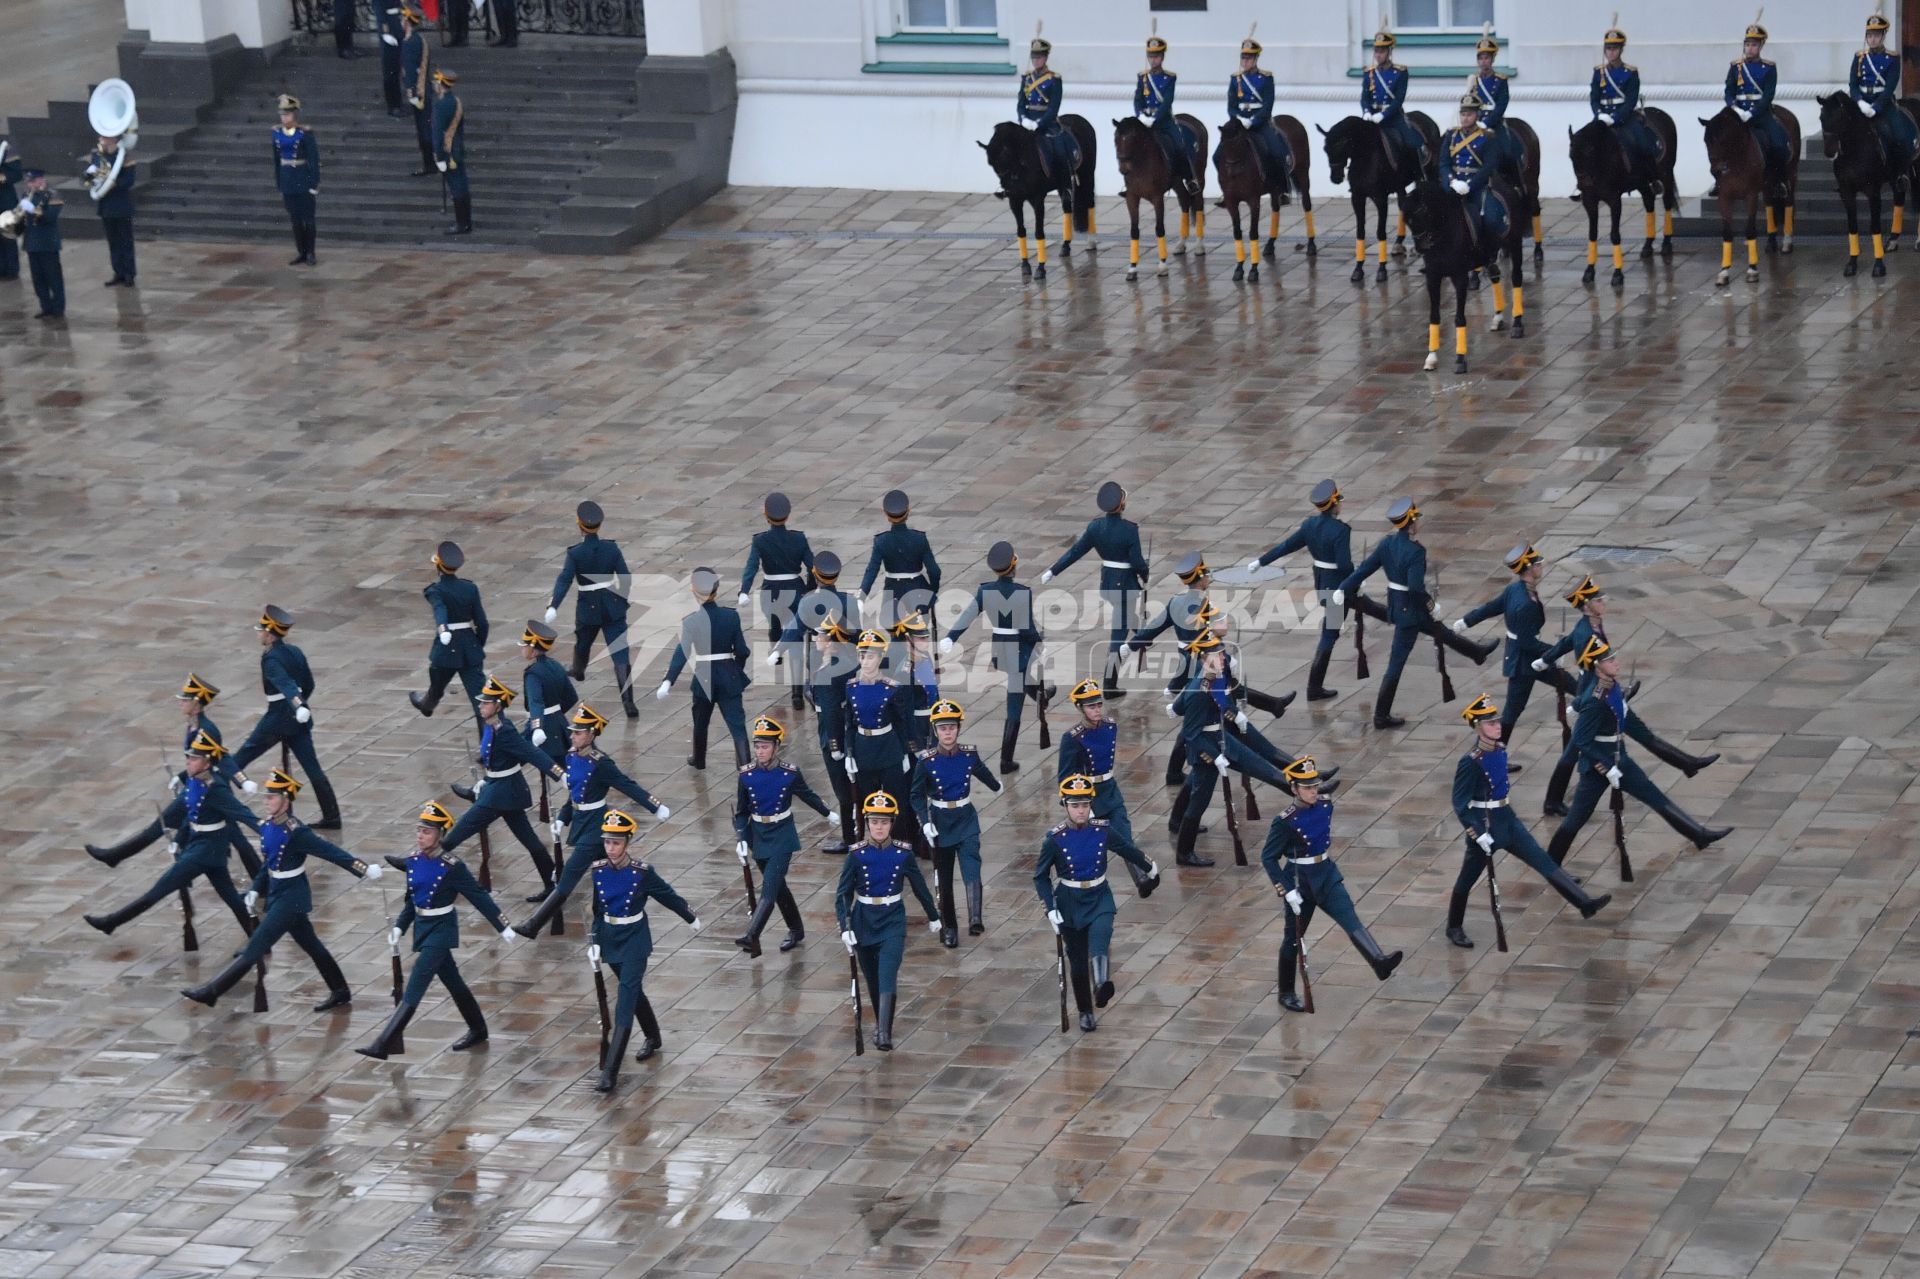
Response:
[1212,117,1315,282]
[1503,116,1545,260]
[1114,115,1207,278]
[1702,105,1800,285]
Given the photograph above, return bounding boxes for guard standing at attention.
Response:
[228,605,343,830]
[836,792,942,1052]
[400,6,436,175]
[271,94,321,266]
[909,700,1003,946]
[941,540,1048,774]
[1035,774,1159,1033]
[657,567,753,769]
[544,500,637,717]
[411,541,489,717]
[376,3,407,116]
[740,491,815,710]
[859,489,941,630]
[732,716,834,958]
[589,810,701,1092]
[1042,480,1147,699]
[432,69,471,235]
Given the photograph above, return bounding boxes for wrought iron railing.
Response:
[291,0,644,39]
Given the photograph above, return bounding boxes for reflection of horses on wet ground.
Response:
[1701,104,1799,286]
[1403,176,1528,374]
[1321,111,1440,284]
[1212,116,1315,283]
[980,115,1097,280]
[1818,92,1909,277]
[1568,108,1679,288]
[1113,115,1208,279]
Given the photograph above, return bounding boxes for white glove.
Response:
[241,779,260,795]
[938,636,954,656]
[1213,755,1229,776]
[363,863,384,880]
[1449,179,1470,196]
[550,817,564,837]
[765,650,782,666]
[824,811,838,828]
[1238,115,1257,129]
[736,593,750,608]
[1330,589,1346,609]
[408,96,422,110]
[388,926,402,947]
[688,917,702,934]
[1147,861,1160,879]
[169,775,184,795]
[1039,569,1054,583]
[244,890,258,911]
[530,727,547,747]
[1451,619,1469,634]
[1047,908,1063,934]
[1475,832,1496,853]
[500,926,519,942]
[841,929,858,952]
[845,756,858,778]
[1245,558,1263,574]
[438,627,452,646]
[1164,702,1177,717]
[735,840,750,863]
[543,606,558,624]
[1118,641,1134,658]
[1285,888,1305,912]
[1235,710,1250,731]
[588,943,601,964]
[84,164,98,178]
[383,32,399,44]
[1530,658,1548,673]
[928,919,943,935]
[1597,113,1615,126]
[831,749,845,762]
[654,805,670,821]
[1859,99,1878,117]
[1734,107,1752,123]
[901,754,912,772]
[295,705,311,723]
[1605,766,1623,789]
[308,189,318,197]
[654,681,670,700]
[167,841,179,856]
[435,159,448,172]
[1020,117,1038,130]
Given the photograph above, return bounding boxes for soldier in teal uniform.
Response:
[443,676,567,897]
[1229,34,1292,194]
[942,540,1048,774]
[589,810,701,1091]
[518,620,577,766]
[732,716,832,958]
[909,701,1003,947]
[1444,695,1610,950]
[776,553,859,850]
[739,491,815,711]
[1134,28,1199,197]
[859,489,941,630]
[544,500,637,717]
[85,131,136,287]
[1055,680,1150,899]
[19,169,64,320]
[1592,23,1660,174]
[356,801,516,1060]
[0,138,21,280]
[657,567,753,769]
[181,769,382,1011]
[272,94,320,266]
[1726,19,1791,200]
[432,69,470,235]
[891,611,939,751]
[411,541,489,717]
[1468,29,1522,177]
[1123,550,1208,786]
[1437,94,1508,244]
[401,7,436,175]
[1361,25,1426,170]
[377,3,407,116]
[1852,10,1918,178]
[229,605,342,830]
[836,792,941,1051]
[1017,30,1077,205]
[1261,757,1402,1012]
[1168,630,1305,868]
[1035,774,1158,1033]
[836,629,929,855]
[1246,480,1373,703]
[1453,544,1576,761]
[1042,481,1147,699]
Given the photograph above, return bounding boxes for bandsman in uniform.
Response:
[657,567,753,768]
[1452,544,1576,764]
[739,491,814,711]
[910,700,1003,946]
[1247,479,1372,703]
[1055,680,1151,899]
[776,553,860,850]
[1592,21,1660,176]
[1168,630,1307,867]
[1124,550,1211,785]
[1467,27,1523,180]
[733,715,833,958]
[1360,23,1426,170]
[229,605,342,830]
[942,540,1048,774]
[377,3,407,116]
[836,629,930,855]
[410,541,489,717]
[543,500,637,717]
[1444,695,1610,950]
[85,131,136,287]
[432,69,471,235]
[0,137,21,280]
[272,95,321,267]
[400,6,436,176]
[356,801,516,1060]
[18,169,64,320]
[1042,481,1147,699]
[181,769,382,1011]
[892,611,938,751]
[859,489,940,630]
[589,810,701,1091]
[1229,32,1292,195]
[518,620,577,765]
[1852,10,1919,193]
[443,676,567,896]
[1134,25,1200,197]
[1725,17,1791,202]
[836,792,942,1052]
[1261,757,1402,1012]
[1035,774,1159,1033]
[1017,26,1077,207]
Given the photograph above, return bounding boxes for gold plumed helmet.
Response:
[1374,18,1397,50]
[1745,8,1768,43]
[1030,19,1049,57]
[569,703,609,734]
[1460,91,1484,112]
[929,699,964,725]
[178,673,219,704]
[1059,773,1098,802]
[1241,23,1261,57]
[1604,13,1627,47]
[1146,19,1166,55]
[1476,23,1499,56]
[1578,636,1612,670]
[862,791,900,817]
[265,768,303,796]
[1068,678,1104,704]
[1461,693,1499,725]
[418,800,454,829]
[751,715,786,741]
[856,628,889,651]
[821,616,856,643]
[601,809,639,839]
[478,674,515,705]
[186,729,227,760]
[1565,575,1604,608]
[1868,5,1891,35]
[1282,756,1322,788]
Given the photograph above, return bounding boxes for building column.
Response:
[646,0,729,57]
[125,0,291,50]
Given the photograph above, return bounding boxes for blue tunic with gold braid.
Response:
[1017,67,1078,182]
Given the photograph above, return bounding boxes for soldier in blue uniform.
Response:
[1468,29,1522,178]
[544,500,638,718]
[518,620,577,766]
[910,701,1003,946]
[733,716,833,957]
[0,138,22,280]
[837,792,941,1051]
[377,3,407,116]
[443,675,568,896]
[84,131,136,287]
[942,540,1049,773]
[1453,545,1577,763]
[892,611,939,751]
[1017,28,1077,205]
[229,605,343,830]
[1261,758,1402,1012]
[859,489,940,630]
[410,541,489,717]
[1852,11,1919,180]
[518,704,668,934]
[1134,28,1200,197]
[1036,774,1159,1032]
[1042,481,1148,699]
[356,801,516,1060]
[1055,680,1150,898]
[1246,480,1373,703]
[739,491,814,711]
[1438,94,1508,245]
[1229,34,1292,194]
[1124,551,1213,785]
[181,769,383,1011]
[401,6,436,176]
[1361,25,1426,171]
[18,170,64,320]
[1444,695,1611,949]
[1726,20,1791,201]
[657,566,753,769]
[1334,498,1497,729]
[432,69,471,235]
[589,810,700,1091]
[776,553,860,850]
[836,629,929,856]
[272,94,320,267]
[1168,631,1304,867]
[1592,22,1660,175]
[1545,639,1734,869]
[85,731,259,938]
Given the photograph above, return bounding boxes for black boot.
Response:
[1092,955,1114,1008]
[1278,946,1306,1012]
[1445,631,1500,665]
[1445,885,1474,948]
[1542,752,1574,817]
[1351,926,1403,980]
[446,197,473,235]
[633,996,663,1061]
[1546,824,1576,868]
[1306,647,1338,702]
[409,689,437,717]
[735,891,777,958]
[595,1022,632,1093]
[303,224,317,266]
[568,642,590,681]
[1640,734,1719,778]
[181,951,253,1007]
[1656,801,1733,851]
[1079,1011,1098,1032]
[1174,807,1214,868]
[86,826,158,866]
[999,720,1020,775]
[517,887,565,938]
[289,221,306,266]
[687,741,706,771]
[448,984,488,1051]
[1372,674,1405,729]
[1544,867,1611,919]
[451,782,477,802]
[779,926,804,953]
[84,901,145,935]
[874,993,895,1051]
[355,1001,416,1060]
[312,986,352,1012]
[612,654,639,719]
[1244,687,1296,717]
[1163,739,1186,787]
[966,880,984,936]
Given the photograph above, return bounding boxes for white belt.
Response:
[914,708,932,717]
[856,725,893,736]
[577,578,619,592]
[1468,799,1508,809]
[991,626,1022,636]
[1100,559,1134,570]
[575,798,606,811]
[269,866,306,879]
[760,572,801,581]
[1505,630,1520,640]
[417,904,454,917]
[542,704,562,715]
[606,911,646,925]
[1059,875,1107,890]
[1312,559,1340,570]
[444,621,474,630]
[883,570,922,579]
[1595,734,1620,744]
[189,822,226,833]
[930,797,971,809]
[1084,771,1113,783]
[1387,581,1408,591]
[692,654,734,662]
[1288,854,1329,866]
[265,693,286,702]
[855,893,902,905]
[751,809,793,823]
[485,766,519,778]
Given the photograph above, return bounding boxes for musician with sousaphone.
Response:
[83,77,139,288]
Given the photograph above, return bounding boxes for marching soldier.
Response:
[519,620,577,765]
[859,489,940,630]
[1452,544,1577,764]
[1852,10,1918,183]
[1035,774,1159,1033]
[776,553,860,851]
[181,769,382,1011]
[657,567,752,769]
[271,95,321,267]
[837,629,929,855]
[941,540,1048,774]
[1041,480,1147,699]
[0,138,20,281]
[589,810,701,1091]
[1467,27,1523,180]
[1167,631,1304,867]
[1228,32,1292,195]
[229,605,342,831]
[909,700,1003,946]
[356,801,516,1060]
[1017,27,1076,206]
[836,792,942,1052]
[1124,550,1211,785]
[1246,479,1370,703]
[1545,639,1734,867]
[892,611,938,751]
[739,491,814,711]
[409,541,489,717]
[1360,23,1426,170]
[85,131,136,287]
[1056,680,1151,892]
[1134,26,1200,197]
[400,6,436,176]
[544,500,637,717]
[443,676,567,897]
[518,704,668,934]
[732,715,833,958]
[84,731,258,938]
[432,69,471,235]
[1592,21,1660,176]
[377,3,407,116]
[18,169,64,321]
[1261,757,1403,1012]
[1725,17,1791,203]
[1333,497,1497,729]
[1445,695,1610,950]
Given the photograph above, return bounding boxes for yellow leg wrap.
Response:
[1036,237,1047,265]
[1355,239,1366,262]
[1180,211,1190,238]
[1849,232,1861,257]
[1512,286,1524,318]
[1456,328,1468,357]
[1234,239,1247,263]
[1063,218,1072,244]
[1765,207,1777,235]
[1874,233,1886,260]
[1156,235,1168,262]
[1250,237,1262,265]
[1746,238,1758,268]
[1722,241,1734,269]
[1587,241,1599,266]
[1664,209,1674,237]
[1305,210,1316,238]
[1196,210,1205,239]
[1018,236,1029,261]
[1377,240,1388,263]
[1611,243,1624,270]
[1893,206,1904,236]
[1088,209,1097,234]
[1396,211,1407,238]
[1491,280,1506,312]
[1130,239,1141,267]
[1428,323,1441,353]
[1646,210,1657,239]
[1532,214,1543,242]
[1270,209,1280,239]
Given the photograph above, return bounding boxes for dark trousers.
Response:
[691,688,749,765]
[1502,661,1575,745]
[1061,925,1093,1012]
[854,929,907,998]
[28,250,63,316]
[1552,756,1671,853]
[0,232,17,278]
[1102,586,1139,680]
[444,800,555,884]
[102,216,135,282]
[426,664,486,712]
[235,900,349,992]
[380,46,403,109]
[753,852,805,935]
[606,955,661,1043]
[1451,819,1560,908]
[283,191,317,254]
[446,0,469,43]
[1280,866,1363,963]
[117,852,252,933]
[493,0,518,42]
[411,104,435,168]
[400,946,482,1029]
[230,720,340,820]
[332,0,355,52]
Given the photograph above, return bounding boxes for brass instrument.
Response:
[85,78,138,201]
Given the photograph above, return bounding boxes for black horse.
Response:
[1212,117,1315,282]
[1321,112,1439,284]
[1568,108,1679,288]
[1820,92,1901,278]
[981,116,1098,280]
[1403,177,1527,374]
[1502,116,1546,262]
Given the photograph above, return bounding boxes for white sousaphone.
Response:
[86,77,138,201]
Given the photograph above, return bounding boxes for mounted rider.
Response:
[1724,16,1791,201]
[1466,26,1522,180]
[1850,8,1918,179]
[1134,25,1200,198]
[1360,23,1427,173]
[1591,19,1660,176]
[1228,30,1292,196]
[1017,24,1077,207]
[1438,93,1507,247]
